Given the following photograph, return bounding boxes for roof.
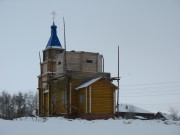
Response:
[161,113,172,120]
[155,112,173,120]
[75,77,102,90]
[75,77,117,90]
[134,116,147,120]
[46,22,62,49]
[118,104,153,114]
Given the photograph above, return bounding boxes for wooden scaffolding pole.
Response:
[39,51,43,116]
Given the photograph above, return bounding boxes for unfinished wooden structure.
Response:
[38,21,117,119]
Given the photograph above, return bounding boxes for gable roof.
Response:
[162,113,172,120]
[75,77,117,90]
[119,104,153,114]
[155,112,173,120]
[75,77,102,90]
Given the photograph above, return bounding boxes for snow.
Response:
[43,90,49,93]
[162,113,173,120]
[0,117,180,135]
[134,116,147,120]
[119,103,153,114]
[75,77,102,90]
[45,46,62,50]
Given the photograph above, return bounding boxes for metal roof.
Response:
[118,104,153,114]
[75,77,102,90]
[46,22,62,49]
[75,77,118,90]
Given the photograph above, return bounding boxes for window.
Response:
[58,61,61,65]
[52,94,56,105]
[80,94,85,104]
[62,91,67,105]
[86,59,93,63]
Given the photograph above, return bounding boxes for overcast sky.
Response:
[0,0,180,113]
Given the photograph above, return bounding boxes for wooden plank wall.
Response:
[77,79,115,114]
[51,77,91,115]
[77,89,86,113]
[44,93,49,116]
[38,75,115,116]
[91,80,115,113]
[52,79,68,114]
[48,61,56,72]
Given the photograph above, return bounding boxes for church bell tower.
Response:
[38,11,64,116]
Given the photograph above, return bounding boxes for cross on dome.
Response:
[51,11,56,23]
[45,11,62,49]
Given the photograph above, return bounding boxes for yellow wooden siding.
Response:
[38,76,116,116]
[51,78,84,114]
[91,80,115,113]
[76,79,115,114]
[78,89,86,113]
[51,90,66,114]
[53,80,68,114]
[71,79,80,113]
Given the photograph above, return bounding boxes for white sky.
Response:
[0,0,180,113]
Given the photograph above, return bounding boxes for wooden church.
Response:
[38,19,117,120]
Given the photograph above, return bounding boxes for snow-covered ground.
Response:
[0,117,180,135]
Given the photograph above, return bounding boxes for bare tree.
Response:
[169,107,179,121]
[14,92,26,118]
[0,93,3,118]
[0,90,37,119]
[0,91,14,119]
[24,91,37,116]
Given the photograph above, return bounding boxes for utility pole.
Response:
[117,46,120,117]
[63,17,67,74]
[63,17,70,115]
